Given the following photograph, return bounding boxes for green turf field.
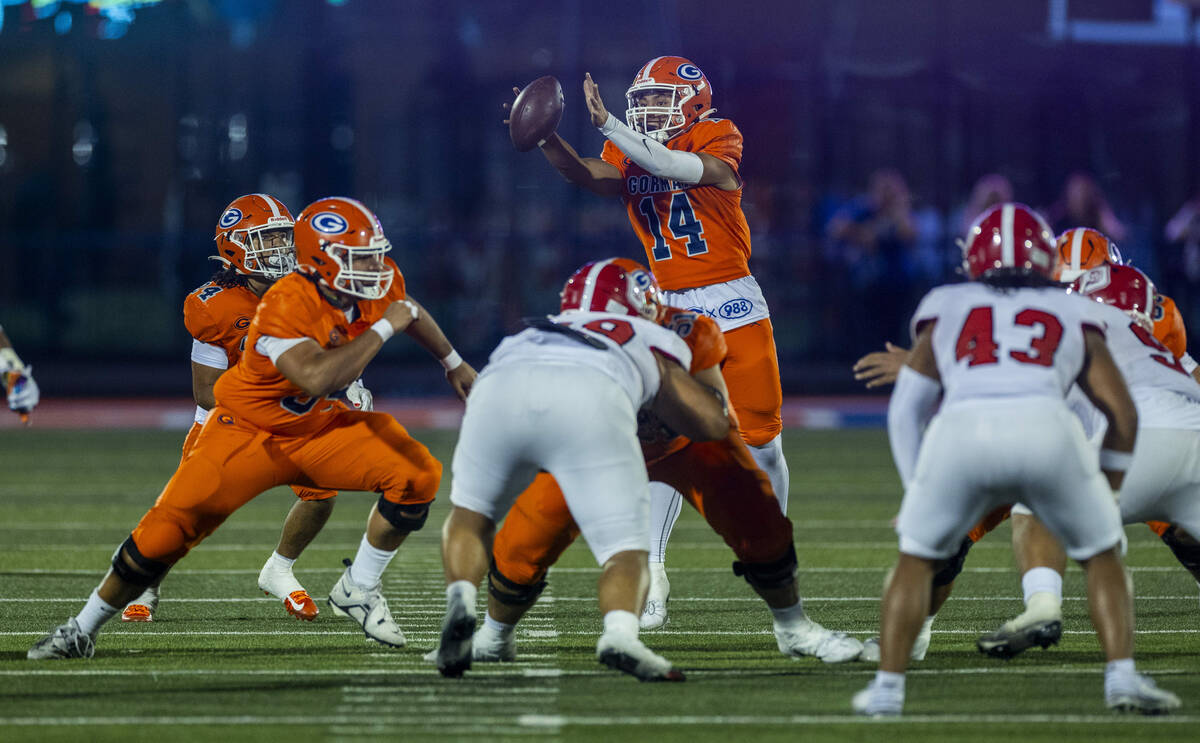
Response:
[1,428,1197,742]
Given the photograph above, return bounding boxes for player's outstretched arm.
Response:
[537,134,623,197]
[1077,327,1138,491]
[650,350,730,442]
[398,294,477,400]
[274,300,417,398]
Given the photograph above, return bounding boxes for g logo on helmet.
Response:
[676,63,703,81]
[630,269,653,290]
[312,212,349,235]
[219,208,243,229]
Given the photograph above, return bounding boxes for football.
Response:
[509,75,564,152]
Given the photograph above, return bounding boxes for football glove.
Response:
[345,378,374,412]
[6,366,39,416]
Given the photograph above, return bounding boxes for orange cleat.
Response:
[279,590,319,621]
[121,604,154,623]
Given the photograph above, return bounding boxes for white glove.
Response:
[6,366,39,414]
[345,377,374,411]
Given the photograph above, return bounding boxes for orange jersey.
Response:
[214,261,406,435]
[183,281,259,366]
[601,118,752,291]
[640,308,728,464]
[1153,293,1188,360]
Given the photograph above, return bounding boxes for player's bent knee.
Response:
[111,536,170,588]
[732,543,797,590]
[377,495,431,532]
[931,536,973,588]
[488,561,547,607]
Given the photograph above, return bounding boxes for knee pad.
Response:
[732,543,797,591]
[1161,525,1200,574]
[487,561,547,607]
[932,536,973,588]
[111,536,170,588]
[377,496,431,532]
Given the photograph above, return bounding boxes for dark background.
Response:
[3,0,1200,396]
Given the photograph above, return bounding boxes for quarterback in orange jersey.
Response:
[460,303,861,665]
[533,56,789,628]
[28,197,476,660]
[121,193,359,625]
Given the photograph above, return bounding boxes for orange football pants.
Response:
[492,427,794,586]
[722,319,783,446]
[182,421,336,502]
[133,407,441,564]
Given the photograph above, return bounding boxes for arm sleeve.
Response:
[598,114,704,184]
[887,365,942,490]
[190,339,229,369]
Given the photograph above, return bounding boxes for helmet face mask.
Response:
[625,57,713,143]
[1072,263,1154,330]
[560,258,664,322]
[325,238,394,300]
[231,225,296,279]
[214,194,296,281]
[294,198,395,301]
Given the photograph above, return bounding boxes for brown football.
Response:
[509,76,564,152]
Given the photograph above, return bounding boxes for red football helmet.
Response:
[625,56,714,142]
[560,258,664,322]
[213,193,296,280]
[961,203,1057,280]
[293,197,394,300]
[1054,227,1123,282]
[1071,263,1155,330]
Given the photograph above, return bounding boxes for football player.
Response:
[435,258,730,681]
[461,265,860,666]
[28,197,476,659]
[854,203,1177,716]
[527,58,788,629]
[121,193,350,624]
[0,323,39,422]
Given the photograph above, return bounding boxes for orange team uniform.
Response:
[1146,293,1190,538]
[131,262,442,564]
[180,279,334,502]
[492,308,794,588]
[601,118,782,446]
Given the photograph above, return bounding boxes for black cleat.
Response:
[977,619,1062,660]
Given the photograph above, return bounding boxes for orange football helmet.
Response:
[560,257,664,322]
[294,197,394,300]
[625,56,714,142]
[213,193,296,280]
[1055,227,1122,282]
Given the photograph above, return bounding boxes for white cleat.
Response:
[327,560,405,648]
[436,590,477,678]
[639,563,670,631]
[860,628,930,663]
[1106,673,1182,715]
[596,632,684,682]
[471,625,516,662]
[27,618,95,660]
[259,558,318,621]
[775,618,863,663]
[852,680,904,717]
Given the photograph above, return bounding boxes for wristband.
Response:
[370,318,395,344]
[440,349,463,371]
[1099,449,1133,472]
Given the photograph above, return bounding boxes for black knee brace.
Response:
[932,536,973,588]
[487,561,547,607]
[110,536,169,588]
[732,543,797,591]
[1161,525,1200,575]
[376,496,431,532]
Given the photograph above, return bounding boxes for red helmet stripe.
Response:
[1000,203,1015,267]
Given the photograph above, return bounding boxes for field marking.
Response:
[5,629,1199,637]
[5,594,1198,603]
[3,566,1188,575]
[0,667,1191,678]
[1,712,1197,727]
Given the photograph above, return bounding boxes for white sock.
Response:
[648,482,684,563]
[1105,657,1137,694]
[873,669,906,693]
[348,535,396,588]
[603,609,640,638]
[75,590,119,636]
[446,580,477,612]
[267,551,297,571]
[919,615,935,635]
[483,614,514,636]
[748,435,790,514]
[1022,567,1063,605]
[770,599,806,626]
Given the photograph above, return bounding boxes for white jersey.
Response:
[482,310,693,410]
[911,283,1108,408]
[1071,302,1200,433]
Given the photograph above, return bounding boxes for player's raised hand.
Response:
[5,367,39,424]
[583,73,610,127]
[446,362,476,401]
[852,342,909,388]
[383,299,419,335]
[501,86,521,125]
